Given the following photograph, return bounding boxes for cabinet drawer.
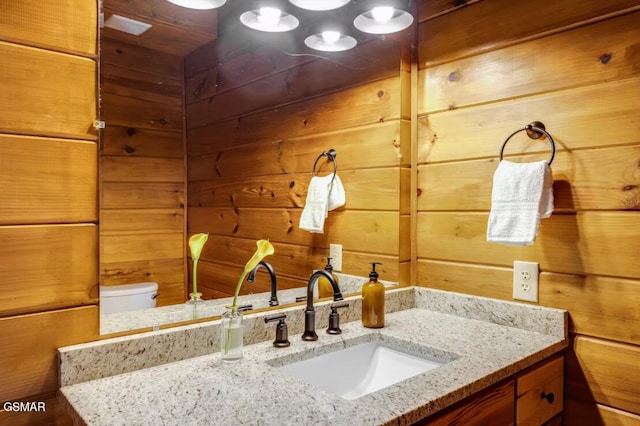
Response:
[516,356,564,425]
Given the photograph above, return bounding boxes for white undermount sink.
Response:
[275,339,451,400]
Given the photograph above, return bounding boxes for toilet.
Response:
[100,282,158,314]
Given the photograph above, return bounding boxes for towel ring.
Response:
[312,149,337,184]
[499,121,556,166]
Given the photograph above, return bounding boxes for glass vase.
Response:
[185,292,204,320]
[221,306,243,362]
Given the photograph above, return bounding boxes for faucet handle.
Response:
[264,314,291,348]
[326,302,349,335]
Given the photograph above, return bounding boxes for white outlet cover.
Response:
[329,244,343,272]
[513,261,539,302]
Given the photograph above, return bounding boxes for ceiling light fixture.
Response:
[240,7,300,32]
[304,30,357,52]
[288,0,350,11]
[353,6,414,34]
[166,0,226,10]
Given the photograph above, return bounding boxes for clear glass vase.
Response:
[185,292,204,320]
[221,307,243,362]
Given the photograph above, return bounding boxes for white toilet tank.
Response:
[100,282,158,314]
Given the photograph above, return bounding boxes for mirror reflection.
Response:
[99,0,408,335]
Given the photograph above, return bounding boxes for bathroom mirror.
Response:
[99,0,408,335]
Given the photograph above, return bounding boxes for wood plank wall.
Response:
[0,1,99,424]
[99,37,186,306]
[184,35,410,298]
[415,0,640,424]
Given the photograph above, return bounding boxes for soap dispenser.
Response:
[318,256,339,299]
[362,262,384,328]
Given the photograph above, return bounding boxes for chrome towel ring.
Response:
[499,121,556,166]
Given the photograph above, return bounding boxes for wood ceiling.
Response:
[101,0,406,58]
[102,0,219,56]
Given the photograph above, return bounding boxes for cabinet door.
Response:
[421,380,515,426]
[516,356,564,425]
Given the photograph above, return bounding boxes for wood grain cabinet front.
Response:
[414,355,565,426]
[516,356,564,426]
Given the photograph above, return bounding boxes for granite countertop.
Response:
[60,287,567,426]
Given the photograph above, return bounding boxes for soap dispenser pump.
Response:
[318,256,339,299]
[362,262,384,328]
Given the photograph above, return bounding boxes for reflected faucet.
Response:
[302,270,343,341]
[247,261,279,306]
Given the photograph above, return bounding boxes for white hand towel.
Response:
[299,173,346,233]
[487,160,554,246]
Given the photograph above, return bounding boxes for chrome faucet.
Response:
[302,270,343,341]
[247,261,279,306]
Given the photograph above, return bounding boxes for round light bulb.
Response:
[321,31,341,44]
[371,6,394,22]
[258,7,282,29]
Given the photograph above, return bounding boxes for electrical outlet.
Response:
[513,261,539,302]
[329,244,342,272]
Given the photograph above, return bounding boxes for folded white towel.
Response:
[487,160,553,246]
[299,173,346,233]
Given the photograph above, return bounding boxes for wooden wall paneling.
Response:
[417,77,640,164]
[0,42,97,140]
[187,169,400,210]
[101,233,184,264]
[189,209,328,247]
[101,38,183,80]
[416,260,640,346]
[0,135,97,225]
[101,93,183,132]
[188,120,404,167]
[186,38,401,108]
[187,76,402,132]
[418,145,640,212]
[155,282,187,306]
[0,0,97,55]
[101,125,184,159]
[193,210,400,265]
[196,260,306,298]
[101,156,184,183]
[102,259,185,287]
[101,63,183,106]
[101,209,184,234]
[419,11,640,114]
[417,212,640,278]
[417,0,640,67]
[567,336,640,415]
[0,225,97,317]
[416,0,482,23]
[564,398,640,425]
[0,306,99,402]
[101,182,184,209]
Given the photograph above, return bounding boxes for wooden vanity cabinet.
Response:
[415,355,564,426]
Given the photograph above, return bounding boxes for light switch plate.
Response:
[329,244,343,271]
[513,261,539,302]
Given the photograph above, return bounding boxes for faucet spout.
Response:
[302,269,343,341]
[247,261,278,306]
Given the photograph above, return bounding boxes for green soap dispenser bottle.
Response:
[318,256,339,299]
[362,262,384,328]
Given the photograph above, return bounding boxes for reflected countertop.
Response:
[100,273,398,335]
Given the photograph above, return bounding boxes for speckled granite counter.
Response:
[60,287,567,426]
[101,273,398,335]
